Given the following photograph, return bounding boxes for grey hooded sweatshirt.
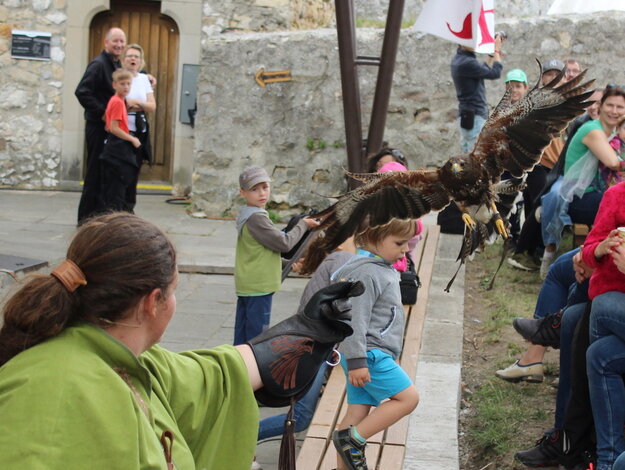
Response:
[332,256,404,370]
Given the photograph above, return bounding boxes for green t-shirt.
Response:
[565,119,604,174]
[0,323,259,469]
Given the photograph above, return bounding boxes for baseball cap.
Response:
[239,165,271,190]
[505,69,528,84]
[378,161,408,173]
[542,59,565,74]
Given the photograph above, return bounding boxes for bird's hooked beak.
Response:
[451,162,463,174]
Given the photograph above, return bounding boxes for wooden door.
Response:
[89,0,179,182]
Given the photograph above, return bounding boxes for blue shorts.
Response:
[341,349,413,406]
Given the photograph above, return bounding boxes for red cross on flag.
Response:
[413,0,496,54]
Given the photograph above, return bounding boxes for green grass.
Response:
[461,236,574,468]
[467,380,547,455]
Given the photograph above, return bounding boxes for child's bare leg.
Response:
[354,385,419,438]
[336,404,371,470]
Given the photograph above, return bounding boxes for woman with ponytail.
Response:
[0,213,361,470]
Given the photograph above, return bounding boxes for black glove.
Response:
[248,280,364,407]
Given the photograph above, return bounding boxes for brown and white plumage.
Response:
[314,64,594,283]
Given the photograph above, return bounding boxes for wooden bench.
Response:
[572,223,590,248]
[296,224,441,470]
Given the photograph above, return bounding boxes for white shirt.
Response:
[127,73,153,132]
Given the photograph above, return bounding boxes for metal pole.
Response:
[366,0,405,158]
[335,0,365,183]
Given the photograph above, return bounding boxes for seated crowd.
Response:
[494,58,625,470]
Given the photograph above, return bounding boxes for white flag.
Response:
[413,0,496,53]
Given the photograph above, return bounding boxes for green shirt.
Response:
[235,223,281,295]
[0,323,259,469]
[565,119,604,174]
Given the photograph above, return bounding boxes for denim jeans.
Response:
[258,363,328,440]
[590,291,625,344]
[534,248,579,319]
[554,302,586,429]
[613,451,625,470]
[234,294,272,345]
[457,114,486,153]
[587,335,625,469]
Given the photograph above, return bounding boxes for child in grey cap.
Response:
[233,166,319,345]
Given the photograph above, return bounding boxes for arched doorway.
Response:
[89,0,179,182]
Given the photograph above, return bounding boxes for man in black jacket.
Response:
[450,33,504,153]
[75,27,126,224]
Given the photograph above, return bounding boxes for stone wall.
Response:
[0,0,67,188]
[203,0,334,34]
[202,0,555,32]
[193,12,625,217]
[354,0,553,23]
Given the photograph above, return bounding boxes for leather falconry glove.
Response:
[248,280,364,407]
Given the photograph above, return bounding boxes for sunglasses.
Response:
[388,149,407,164]
[606,84,625,91]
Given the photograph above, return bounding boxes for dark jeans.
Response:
[234,294,273,345]
[534,249,579,320]
[515,165,549,255]
[77,120,106,223]
[555,302,586,429]
[258,363,328,440]
[560,302,595,466]
[568,191,603,227]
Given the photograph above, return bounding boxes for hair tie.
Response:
[51,260,87,292]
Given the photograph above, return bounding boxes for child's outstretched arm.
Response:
[246,212,314,252]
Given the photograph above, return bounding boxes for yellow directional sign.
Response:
[255,68,292,88]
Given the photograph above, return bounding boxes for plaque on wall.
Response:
[11,30,51,60]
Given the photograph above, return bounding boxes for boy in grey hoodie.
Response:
[331,218,420,470]
[234,166,318,345]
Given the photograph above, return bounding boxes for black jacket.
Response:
[451,48,502,118]
[75,51,119,122]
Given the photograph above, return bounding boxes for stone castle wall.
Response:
[193,11,625,217]
[0,0,67,188]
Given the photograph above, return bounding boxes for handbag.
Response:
[399,256,421,305]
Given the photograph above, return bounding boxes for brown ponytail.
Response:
[298,235,333,275]
[0,213,176,366]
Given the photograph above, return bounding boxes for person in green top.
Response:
[0,212,361,470]
[542,85,625,269]
[234,165,319,345]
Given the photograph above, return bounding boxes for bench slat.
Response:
[377,444,406,470]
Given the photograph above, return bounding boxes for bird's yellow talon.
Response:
[495,219,509,239]
[462,213,476,230]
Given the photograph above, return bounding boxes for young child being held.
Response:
[234,166,319,345]
[331,218,420,470]
[99,68,142,213]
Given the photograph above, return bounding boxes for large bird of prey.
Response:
[313,64,594,287]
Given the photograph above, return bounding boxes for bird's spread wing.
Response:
[472,61,595,178]
[314,170,450,252]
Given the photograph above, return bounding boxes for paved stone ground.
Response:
[0,189,464,470]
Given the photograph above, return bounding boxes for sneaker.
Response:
[332,426,368,470]
[513,310,562,349]
[251,457,262,470]
[540,251,556,279]
[515,428,568,467]
[496,360,544,383]
[508,253,540,271]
